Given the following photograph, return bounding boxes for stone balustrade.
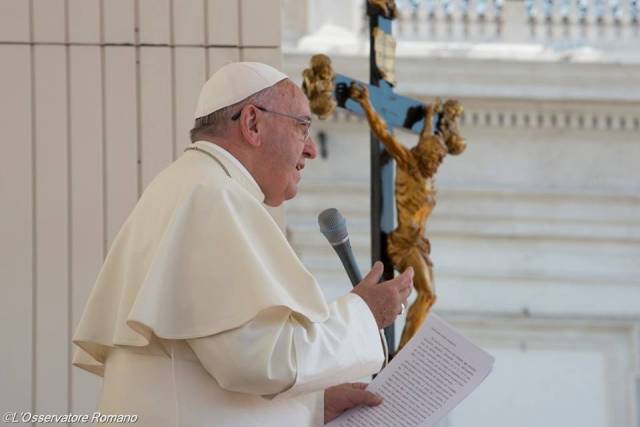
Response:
[393,0,639,40]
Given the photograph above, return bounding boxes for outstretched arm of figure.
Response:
[419,99,439,141]
[349,83,411,168]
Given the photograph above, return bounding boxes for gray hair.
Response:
[189,83,280,143]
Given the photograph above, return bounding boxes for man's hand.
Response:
[352,261,413,329]
[324,382,382,424]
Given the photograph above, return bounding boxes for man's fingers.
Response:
[362,261,384,285]
[342,383,383,406]
[349,389,383,406]
[399,283,412,300]
[350,382,368,390]
[393,267,414,292]
[361,391,383,406]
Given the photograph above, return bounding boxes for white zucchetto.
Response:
[194,62,288,119]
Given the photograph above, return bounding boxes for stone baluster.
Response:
[630,0,639,23]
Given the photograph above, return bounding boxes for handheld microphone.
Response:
[317,208,362,287]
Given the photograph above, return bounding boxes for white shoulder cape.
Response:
[72,141,330,376]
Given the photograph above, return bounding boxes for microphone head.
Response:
[318,208,348,245]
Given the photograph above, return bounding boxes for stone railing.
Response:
[393,0,639,41]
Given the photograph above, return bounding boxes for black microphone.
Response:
[317,208,362,287]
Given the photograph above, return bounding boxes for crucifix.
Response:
[302,0,466,357]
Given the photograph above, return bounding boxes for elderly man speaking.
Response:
[72,62,413,426]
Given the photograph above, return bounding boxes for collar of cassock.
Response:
[191,140,265,203]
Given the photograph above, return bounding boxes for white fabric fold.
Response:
[99,341,325,427]
[186,293,384,398]
[187,306,297,396]
[279,293,385,398]
[72,141,329,375]
[72,140,385,426]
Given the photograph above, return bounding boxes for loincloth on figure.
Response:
[387,228,432,271]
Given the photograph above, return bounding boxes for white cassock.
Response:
[72,140,386,427]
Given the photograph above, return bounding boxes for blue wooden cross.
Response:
[330,5,439,356]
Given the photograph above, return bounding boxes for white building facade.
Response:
[282,1,640,426]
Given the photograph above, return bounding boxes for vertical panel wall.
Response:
[104,46,138,248]
[139,47,173,189]
[174,48,207,155]
[0,0,282,418]
[69,44,104,418]
[33,43,70,422]
[0,43,33,417]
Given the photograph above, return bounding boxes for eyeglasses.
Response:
[231,105,312,140]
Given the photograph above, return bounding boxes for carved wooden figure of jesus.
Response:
[349,83,466,350]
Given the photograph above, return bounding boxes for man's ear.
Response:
[239,105,262,148]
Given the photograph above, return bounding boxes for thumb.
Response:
[356,390,383,406]
[361,261,384,285]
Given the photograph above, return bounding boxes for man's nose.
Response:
[303,134,318,160]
